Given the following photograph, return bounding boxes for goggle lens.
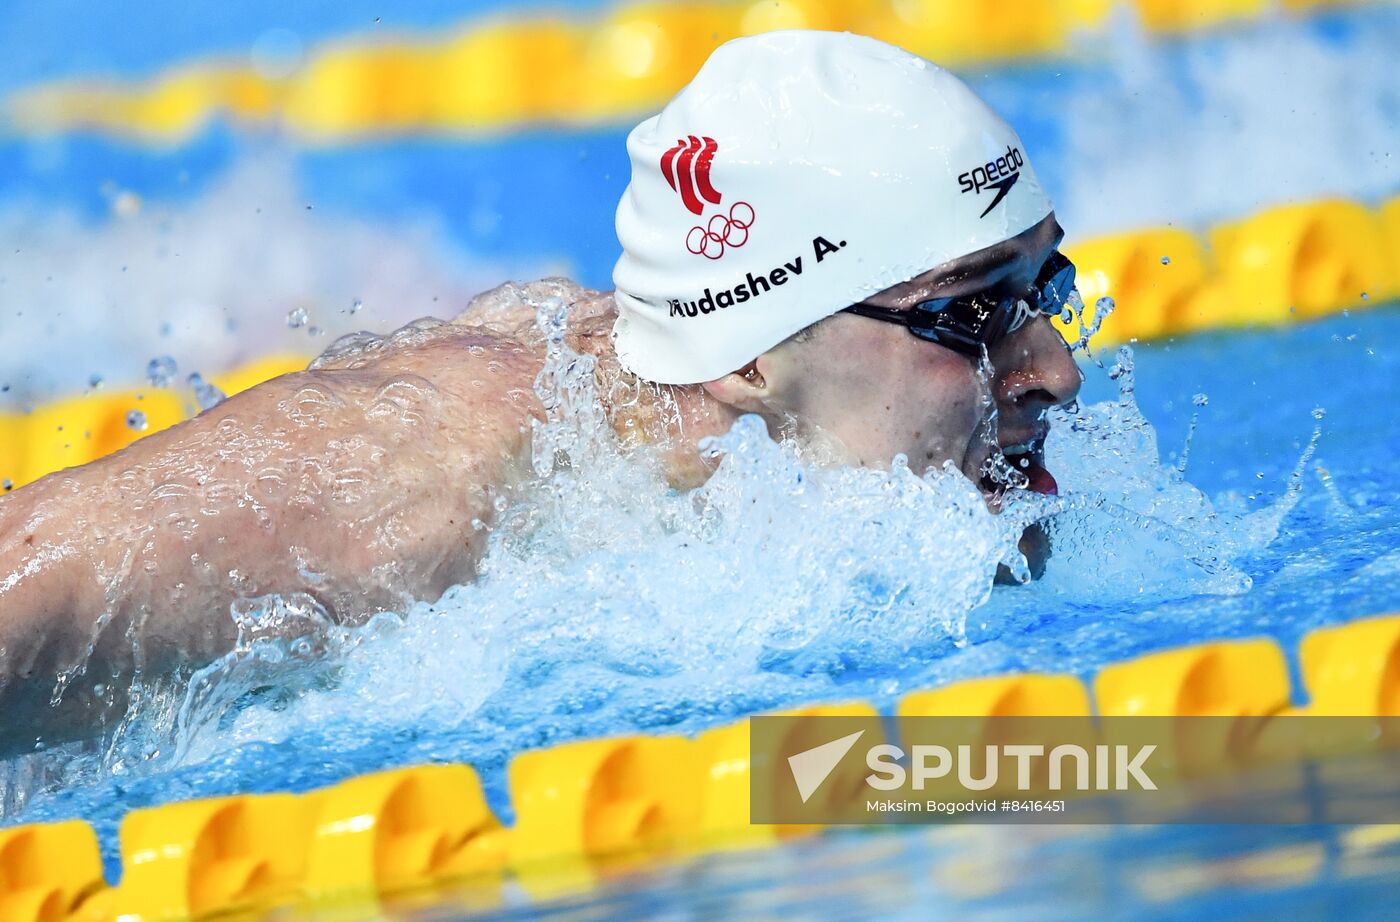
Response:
[1033,251,1076,316]
[842,251,1078,360]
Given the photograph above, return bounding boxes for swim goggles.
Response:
[841,251,1076,359]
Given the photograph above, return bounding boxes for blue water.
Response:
[450,824,1400,920]
[1,4,1399,917]
[3,302,1398,917]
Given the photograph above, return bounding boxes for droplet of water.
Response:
[307,325,322,337]
[126,409,148,431]
[1311,407,1326,420]
[349,299,363,314]
[1361,292,1369,301]
[146,355,177,388]
[187,373,227,411]
[1072,295,1116,354]
[286,306,310,329]
[1192,393,1209,407]
[198,384,227,411]
[88,373,104,389]
[1161,256,1171,265]
[2,479,11,491]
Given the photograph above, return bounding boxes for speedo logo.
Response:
[958,145,1025,219]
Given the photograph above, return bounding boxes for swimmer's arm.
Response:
[0,334,539,746]
[0,483,98,743]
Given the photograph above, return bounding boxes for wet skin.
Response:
[735,212,1078,494]
[0,215,1079,748]
[711,212,1081,580]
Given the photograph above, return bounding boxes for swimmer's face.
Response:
[707,211,1081,509]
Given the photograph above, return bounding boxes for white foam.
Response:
[1058,8,1400,234]
[149,295,1268,774]
[0,154,525,406]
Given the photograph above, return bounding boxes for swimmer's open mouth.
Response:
[1004,439,1059,496]
[979,435,1059,502]
[985,435,1058,582]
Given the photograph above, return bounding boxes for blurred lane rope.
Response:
[2,0,1381,143]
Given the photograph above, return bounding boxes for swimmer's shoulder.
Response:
[298,278,618,421]
[447,277,617,342]
[441,277,622,374]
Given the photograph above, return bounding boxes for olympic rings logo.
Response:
[685,202,756,260]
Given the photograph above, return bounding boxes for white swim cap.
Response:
[612,30,1054,385]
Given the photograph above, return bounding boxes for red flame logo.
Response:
[661,135,723,216]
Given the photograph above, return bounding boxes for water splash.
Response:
[1058,7,1400,235]
[1313,463,1357,521]
[1175,393,1210,475]
[167,592,393,766]
[0,284,1328,838]
[1238,416,1323,550]
[0,157,525,408]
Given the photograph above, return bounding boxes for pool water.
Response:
[2,294,1398,920]
[452,822,1400,920]
[1,7,1398,912]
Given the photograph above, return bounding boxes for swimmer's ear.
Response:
[701,361,771,412]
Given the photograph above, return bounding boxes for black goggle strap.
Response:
[845,297,1002,357]
[844,301,919,326]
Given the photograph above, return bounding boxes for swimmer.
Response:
[0,31,1081,747]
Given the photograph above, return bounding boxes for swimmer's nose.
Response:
[993,318,1083,414]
